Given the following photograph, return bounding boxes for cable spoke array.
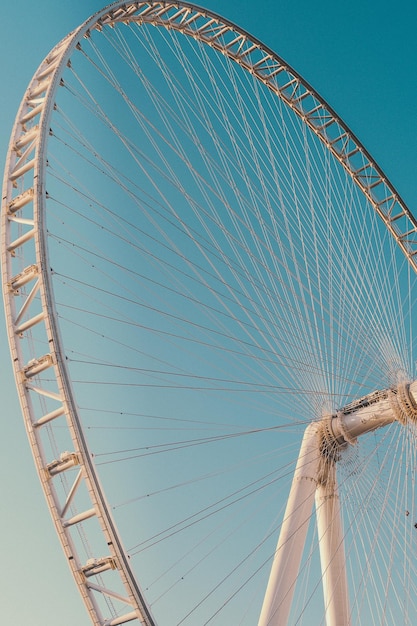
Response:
[2,2,417,625]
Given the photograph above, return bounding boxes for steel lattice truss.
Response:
[2,2,417,625]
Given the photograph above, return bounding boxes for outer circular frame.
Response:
[2,2,417,625]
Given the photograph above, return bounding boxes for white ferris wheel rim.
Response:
[2,2,417,625]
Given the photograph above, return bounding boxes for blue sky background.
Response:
[1,1,417,624]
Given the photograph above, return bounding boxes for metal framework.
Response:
[258,381,417,625]
[2,2,417,625]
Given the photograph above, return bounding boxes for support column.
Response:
[315,461,350,626]
[258,381,417,626]
[258,421,321,626]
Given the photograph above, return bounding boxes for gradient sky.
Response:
[1,1,417,624]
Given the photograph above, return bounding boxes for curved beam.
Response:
[3,2,417,625]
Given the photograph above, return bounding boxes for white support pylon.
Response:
[258,380,417,626]
[315,460,350,626]
[258,421,322,626]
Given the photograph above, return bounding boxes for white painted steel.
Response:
[3,2,417,625]
[259,380,417,626]
[315,464,350,626]
[258,421,321,626]
[329,380,417,443]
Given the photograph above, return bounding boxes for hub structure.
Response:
[258,380,417,626]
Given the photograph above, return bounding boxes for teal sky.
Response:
[1,1,417,624]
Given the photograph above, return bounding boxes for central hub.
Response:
[320,380,417,462]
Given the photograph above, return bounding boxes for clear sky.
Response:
[1,1,417,624]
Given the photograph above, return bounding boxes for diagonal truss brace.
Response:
[3,3,417,626]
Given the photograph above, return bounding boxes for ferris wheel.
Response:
[3,2,417,625]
